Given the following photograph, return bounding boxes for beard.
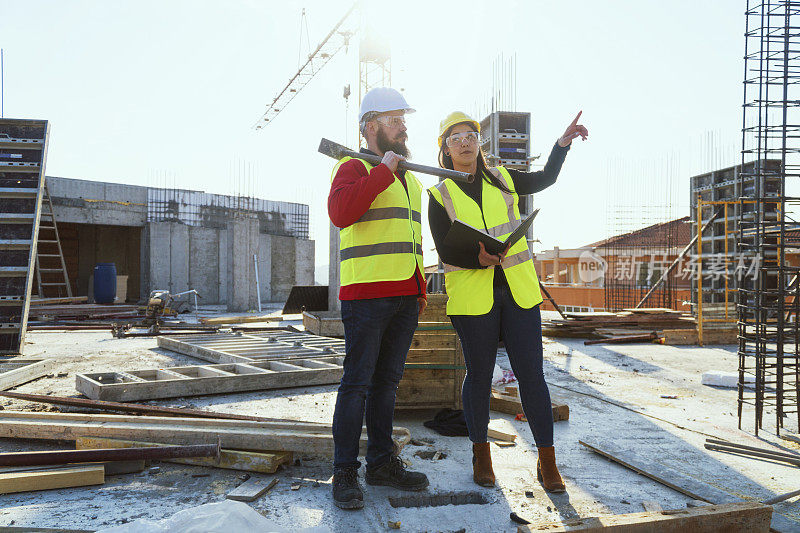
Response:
[376,127,411,159]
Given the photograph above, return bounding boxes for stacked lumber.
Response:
[396,294,466,410]
[0,411,411,457]
[541,308,695,340]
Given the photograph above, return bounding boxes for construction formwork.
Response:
[738,0,800,435]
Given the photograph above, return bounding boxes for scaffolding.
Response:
[738,0,800,435]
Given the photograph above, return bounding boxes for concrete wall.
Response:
[48,176,147,227]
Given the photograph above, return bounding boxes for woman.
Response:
[428,110,587,492]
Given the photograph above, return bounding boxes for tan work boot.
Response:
[536,446,566,493]
[472,442,496,487]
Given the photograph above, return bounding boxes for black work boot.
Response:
[365,456,429,491]
[332,467,364,510]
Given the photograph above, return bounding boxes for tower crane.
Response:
[253,2,391,133]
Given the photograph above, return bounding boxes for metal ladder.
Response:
[34,179,72,298]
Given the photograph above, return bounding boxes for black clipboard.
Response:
[443,209,539,256]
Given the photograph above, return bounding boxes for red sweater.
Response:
[328,155,427,301]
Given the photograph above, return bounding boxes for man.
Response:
[328,87,429,510]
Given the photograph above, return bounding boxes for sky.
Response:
[0,1,746,283]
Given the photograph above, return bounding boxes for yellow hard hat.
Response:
[438,111,480,146]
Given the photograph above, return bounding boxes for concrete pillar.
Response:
[226,217,260,312]
[270,235,296,302]
[168,224,190,294]
[295,239,315,286]
[218,229,228,304]
[328,222,341,311]
[257,234,272,302]
[188,226,220,304]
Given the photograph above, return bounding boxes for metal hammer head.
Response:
[318,138,351,160]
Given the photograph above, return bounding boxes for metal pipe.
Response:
[704,443,800,466]
[705,438,800,460]
[0,444,220,467]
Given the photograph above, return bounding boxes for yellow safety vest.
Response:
[332,157,424,287]
[428,167,543,315]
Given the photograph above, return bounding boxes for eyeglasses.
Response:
[375,115,406,129]
[446,131,479,146]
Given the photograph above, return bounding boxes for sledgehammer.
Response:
[318,138,474,183]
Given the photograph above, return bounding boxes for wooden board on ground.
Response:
[200,315,280,326]
[75,356,344,401]
[0,358,54,391]
[226,477,278,502]
[490,389,569,422]
[662,327,737,345]
[0,411,411,456]
[76,436,293,474]
[516,501,771,533]
[578,439,796,532]
[0,464,104,494]
[157,331,344,365]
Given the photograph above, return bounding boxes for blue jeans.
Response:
[332,295,418,470]
[450,284,554,447]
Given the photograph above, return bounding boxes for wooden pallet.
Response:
[157,331,345,365]
[396,295,466,410]
[0,358,54,390]
[76,356,344,401]
[0,119,50,354]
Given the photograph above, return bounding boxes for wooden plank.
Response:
[410,334,457,349]
[0,358,54,390]
[75,356,344,401]
[200,315,280,325]
[0,411,411,456]
[490,390,569,422]
[487,420,516,443]
[578,439,796,533]
[662,328,737,345]
[0,464,104,494]
[76,436,293,474]
[516,502,771,532]
[29,296,89,306]
[226,477,278,502]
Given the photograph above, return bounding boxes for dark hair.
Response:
[438,123,513,194]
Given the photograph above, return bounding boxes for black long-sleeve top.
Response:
[428,141,569,276]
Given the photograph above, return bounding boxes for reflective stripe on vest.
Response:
[429,167,542,315]
[333,156,424,286]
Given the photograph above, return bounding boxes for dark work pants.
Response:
[450,284,554,447]
[332,295,418,471]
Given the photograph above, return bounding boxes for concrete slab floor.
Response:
[0,318,798,532]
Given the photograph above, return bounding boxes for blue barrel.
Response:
[93,263,117,304]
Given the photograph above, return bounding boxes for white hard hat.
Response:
[358,87,415,122]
